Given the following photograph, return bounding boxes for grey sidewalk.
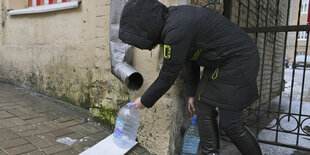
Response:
[0,81,149,155]
[2,81,308,155]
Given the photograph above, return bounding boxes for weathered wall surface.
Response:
[230,0,289,108]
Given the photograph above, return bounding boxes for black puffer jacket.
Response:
[119,0,259,110]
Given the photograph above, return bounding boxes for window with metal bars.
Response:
[8,0,80,15]
[28,0,72,7]
[298,31,308,40]
[301,0,309,14]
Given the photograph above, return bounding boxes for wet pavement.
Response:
[240,67,310,155]
[1,68,310,155]
[0,82,150,155]
[284,68,310,102]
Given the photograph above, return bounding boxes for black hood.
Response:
[119,0,168,50]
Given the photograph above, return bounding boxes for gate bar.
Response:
[244,25,310,33]
[246,0,250,28]
[223,0,232,19]
[296,31,310,145]
[289,0,303,124]
[276,0,291,143]
[237,0,241,26]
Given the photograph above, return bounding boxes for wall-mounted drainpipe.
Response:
[109,0,143,90]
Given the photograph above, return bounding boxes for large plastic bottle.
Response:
[113,102,140,148]
[181,115,200,155]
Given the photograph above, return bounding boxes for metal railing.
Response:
[225,0,310,151]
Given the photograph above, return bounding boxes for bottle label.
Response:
[114,117,125,139]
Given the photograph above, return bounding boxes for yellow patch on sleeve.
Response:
[163,45,171,59]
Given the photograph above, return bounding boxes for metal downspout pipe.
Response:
[109,0,143,90]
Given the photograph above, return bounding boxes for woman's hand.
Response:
[129,97,145,109]
[188,97,195,116]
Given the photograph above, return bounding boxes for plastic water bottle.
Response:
[181,115,200,155]
[113,102,140,148]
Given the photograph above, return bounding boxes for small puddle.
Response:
[56,137,77,146]
[56,136,90,146]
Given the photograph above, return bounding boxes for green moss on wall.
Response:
[90,105,118,129]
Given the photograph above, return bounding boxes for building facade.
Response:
[287,0,310,66]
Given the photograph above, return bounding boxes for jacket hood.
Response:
[119,0,168,50]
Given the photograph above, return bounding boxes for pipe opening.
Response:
[126,72,143,90]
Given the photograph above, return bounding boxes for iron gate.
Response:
[223,0,310,151]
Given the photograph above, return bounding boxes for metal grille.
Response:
[224,0,310,151]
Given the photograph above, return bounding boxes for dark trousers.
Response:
[196,101,262,155]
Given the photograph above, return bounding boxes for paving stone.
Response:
[128,145,152,155]
[0,111,14,119]
[61,120,85,127]
[44,112,61,120]
[19,114,45,120]
[9,117,29,126]
[0,136,5,142]
[49,128,75,138]
[36,133,58,145]
[0,103,14,107]
[5,144,36,155]
[5,109,25,117]
[87,131,110,142]
[71,139,96,153]
[52,148,79,155]
[25,136,50,148]
[0,118,17,128]
[2,105,23,110]
[10,124,37,133]
[71,142,86,153]
[32,108,49,113]
[0,125,5,130]
[16,128,45,137]
[25,150,47,155]
[18,108,36,115]
[41,144,70,154]
[80,123,104,133]
[36,123,56,132]
[76,138,95,147]
[69,125,93,136]
[0,82,150,155]
[0,128,20,140]
[26,117,49,124]
[54,117,74,123]
[0,150,6,155]
[59,132,84,140]
[43,121,65,129]
[0,138,28,149]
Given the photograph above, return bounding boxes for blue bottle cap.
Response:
[126,102,136,109]
[192,114,198,125]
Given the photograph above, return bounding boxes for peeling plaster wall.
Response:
[1,0,96,109]
[0,0,131,127]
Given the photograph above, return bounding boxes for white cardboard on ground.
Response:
[80,134,137,155]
